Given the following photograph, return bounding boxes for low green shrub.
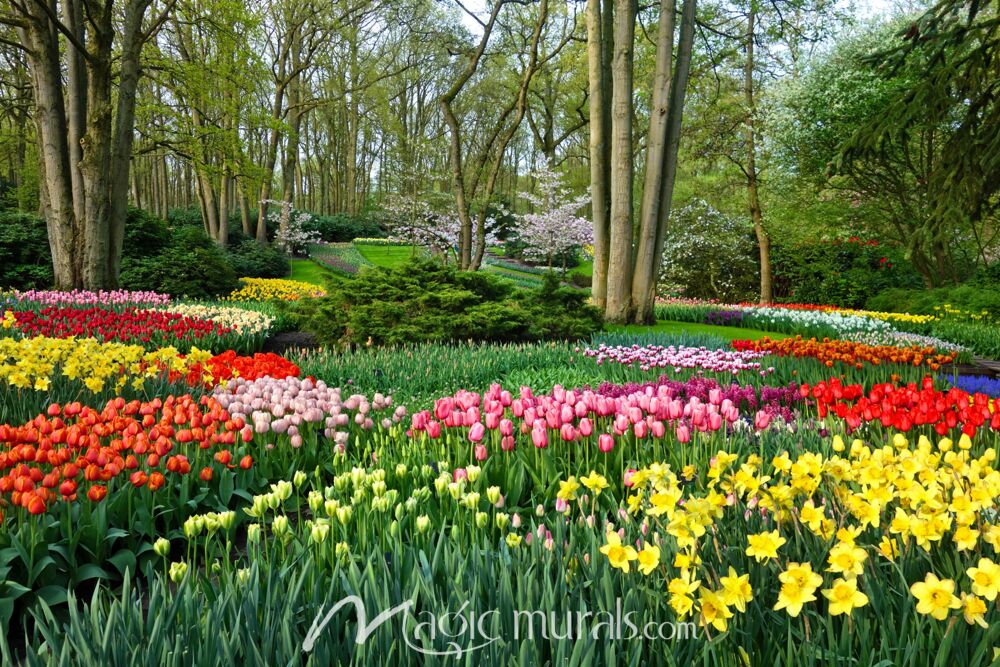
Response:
[120,226,238,299]
[284,258,602,346]
[773,237,920,307]
[306,214,386,242]
[867,286,1000,321]
[0,212,53,290]
[227,240,290,278]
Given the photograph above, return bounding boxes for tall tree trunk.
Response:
[587,0,612,309]
[238,180,253,236]
[744,8,772,304]
[18,18,78,288]
[605,0,636,323]
[631,0,695,323]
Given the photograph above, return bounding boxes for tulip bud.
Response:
[310,522,330,544]
[272,515,289,537]
[475,512,488,529]
[336,506,353,525]
[303,491,320,514]
[335,542,350,559]
[247,523,262,543]
[466,465,481,483]
[416,515,431,533]
[495,513,509,530]
[486,486,502,505]
[169,561,188,583]
[237,568,250,584]
[153,537,170,557]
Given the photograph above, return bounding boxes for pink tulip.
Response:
[598,433,615,453]
[485,413,499,430]
[469,422,485,442]
[453,468,468,482]
[531,425,549,449]
[499,418,514,437]
[434,398,453,420]
[754,410,771,430]
[579,417,593,437]
[650,420,665,438]
[474,444,487,461]
[501,435,515,451]
[709,412,722,431]
[623,468,637,487]
[614,414,629,434]
[560,423,576,442]
[633,421,647,439]
[676,424,691,443]
[427,421,442,439]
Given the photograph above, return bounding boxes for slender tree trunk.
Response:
[631,0,696,323]
[744,8,772,304]
[632,0,676,322]
[587,0,612,309]
[18,19,78,288]
[605,0,636,323]
[238,180,253,236]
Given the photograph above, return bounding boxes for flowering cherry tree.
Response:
[265,200,321,255]
[384,195,501,263]
[516,162,592,269]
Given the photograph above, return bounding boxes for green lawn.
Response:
[608,320,790,341]
[571,259,593,278]
[290,258,338,286]
[354,243,423,269]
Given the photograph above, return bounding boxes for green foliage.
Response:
[867,286,1000,321]
[226,240,290,279]
[304,213,386,242]
[659,200,758,302]
[123,207,172,260]
[120,226,238,299]
[772,237,921,307]
[0,213,53,290]
[285,259,602,347]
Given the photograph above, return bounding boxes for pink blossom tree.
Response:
[516,162,592,271]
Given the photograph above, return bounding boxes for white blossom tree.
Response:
[516,162,593,270]
[265,200,322,255]
[384,194,502,264]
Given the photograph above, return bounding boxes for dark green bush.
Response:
[121,226,238,299]
[867,286,1000,320]
[970,262,1000,289]
[227,240,290,278]
[0,212,53,289]
[285,258,602,346]
[304,214,386,242]
[166,207,204,228]
[773,237,920,307]
[123,207,171,260]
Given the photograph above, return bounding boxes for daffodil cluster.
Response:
[594,430,1000,632]
[224,278,325,303]
[0,335,209,394]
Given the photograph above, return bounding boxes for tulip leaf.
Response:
[108,550,137,577]
[73,563,112,584]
